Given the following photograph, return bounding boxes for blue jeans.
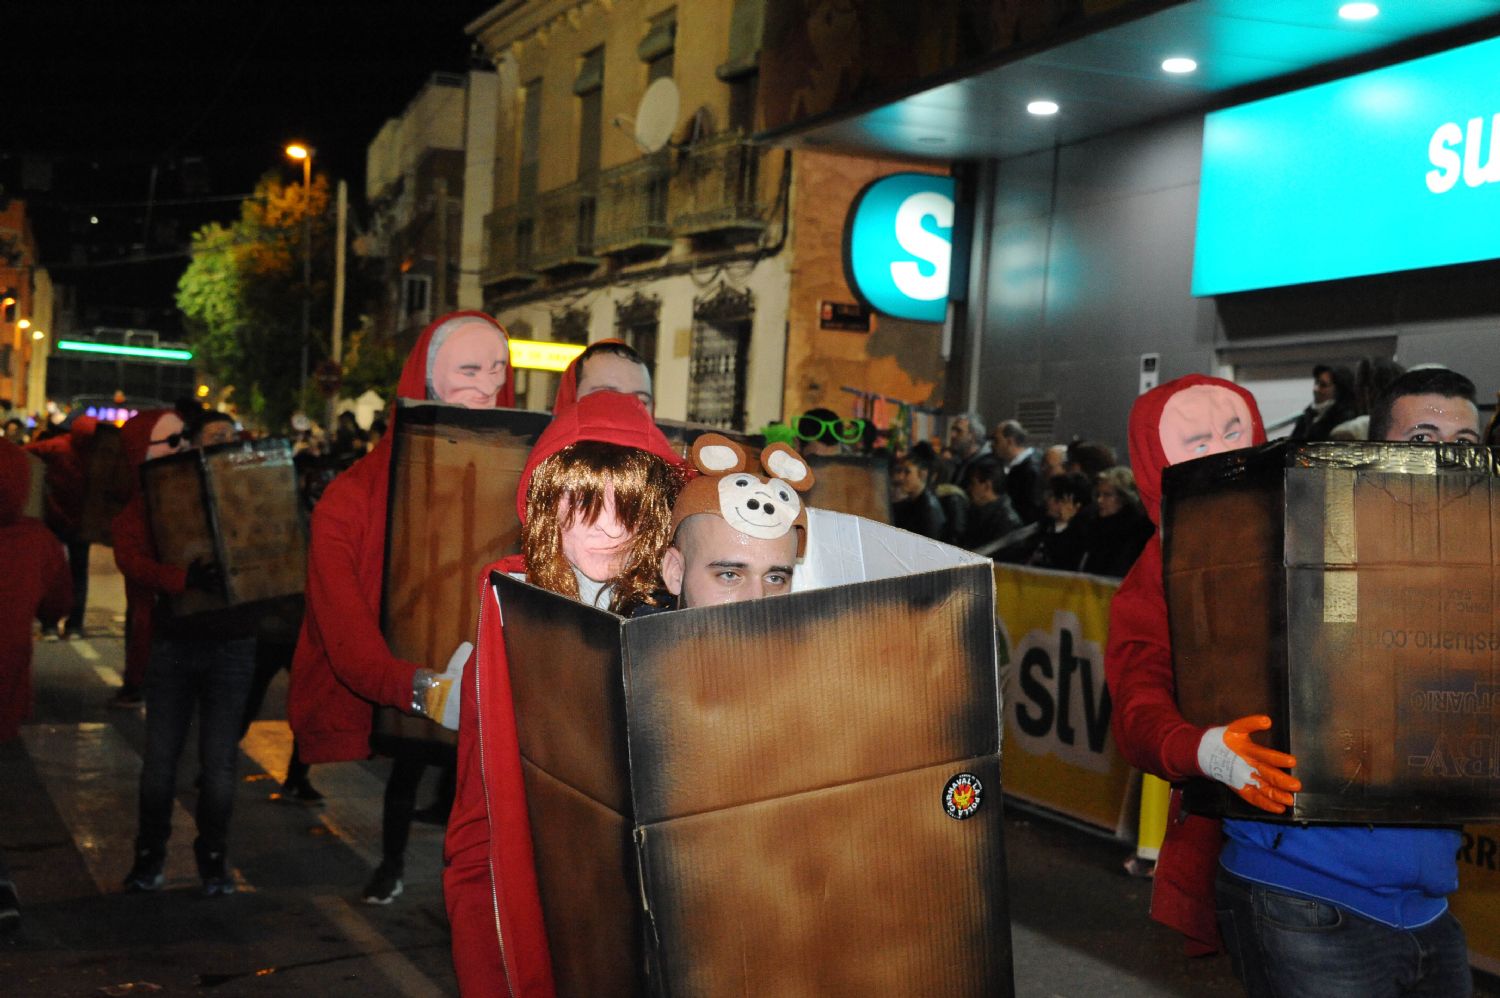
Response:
[1215,868,1472,998]
[136,636,256,858]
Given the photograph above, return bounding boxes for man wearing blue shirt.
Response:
[1215,367,1481,998]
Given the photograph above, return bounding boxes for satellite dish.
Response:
[634,78,680,153]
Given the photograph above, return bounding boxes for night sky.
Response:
[3,1,492,325]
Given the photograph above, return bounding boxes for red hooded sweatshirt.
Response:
[548,338,641,414]
[1103,374,1265,955]
[0,439,72,741]
[26,414,98,538]
[289,312,514,765]
[444,391,684,998]
[111,411,190,688]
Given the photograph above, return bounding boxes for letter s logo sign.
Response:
[891,191,953,302]
[844,173,956,323]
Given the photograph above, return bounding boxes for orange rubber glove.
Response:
[1196,714,1301,815]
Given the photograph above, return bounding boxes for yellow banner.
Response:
[996,564,1135,836]
[509,338,585,372]
[1454,825,1500,974]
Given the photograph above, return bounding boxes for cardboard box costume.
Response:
[1165,439,1500,824]
[139,439,305,629]
[495,509,1012,997]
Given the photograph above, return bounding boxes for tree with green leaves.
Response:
[177,172,335,431]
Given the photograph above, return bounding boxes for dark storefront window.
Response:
[687,285,753,430]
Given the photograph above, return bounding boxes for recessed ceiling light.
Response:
[1161,56,1198,74]
[1339,2,1379,20]
[1027,100,1059,116]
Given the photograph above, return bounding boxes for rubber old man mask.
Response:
[428,318,510,408]
[1157,384,1253,465]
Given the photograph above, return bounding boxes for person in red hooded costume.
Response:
[551,339,653,413]
[0,438,72,932]
[112,409,192,708]
[288,311,513,905]
[444,390,684,997]
[115,408,259,896]
[1104,375,1301,958]
[26,413,98,640]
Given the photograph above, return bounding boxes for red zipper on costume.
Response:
[474,579,517,998]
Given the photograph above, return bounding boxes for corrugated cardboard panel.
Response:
[522,761,642,998]
[203,443,305,604]
[1166,441,1500,823]
[1165,483,1284,733]
[638,757,1009,998]
[141,440,305,624]
[805,454,893,523]
[141,451,218,617]
[497,575,633,815]
[377,403,548,746]
[492,516,1009,997]
[623,564,997,823]
[78,423,129,546]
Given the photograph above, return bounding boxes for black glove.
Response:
[185,557,224,595]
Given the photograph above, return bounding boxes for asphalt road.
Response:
[1,550,1491,997]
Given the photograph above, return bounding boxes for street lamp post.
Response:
[285,143,314,402]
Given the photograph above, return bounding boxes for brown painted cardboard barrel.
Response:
[375,402,550,750]
[494,510,1012,997]
[1164,440,1500,824]
[140,439,306,630]
[806,452,893,522]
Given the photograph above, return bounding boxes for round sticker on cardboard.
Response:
[943,773,983,820]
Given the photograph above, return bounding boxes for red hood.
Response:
[397,310,515,408]
[0,438,28,525]
[516,390,684,521]
[1128,374,1265,525]
[69,414,100,450]
[118,409,172,471]
[550,338,632,414]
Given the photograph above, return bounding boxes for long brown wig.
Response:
[521,440,682,614]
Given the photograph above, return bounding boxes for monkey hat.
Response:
[670,433,816,557]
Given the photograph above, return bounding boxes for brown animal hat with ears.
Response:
[670,433,816,557]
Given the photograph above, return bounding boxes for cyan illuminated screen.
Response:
[844,173,955,322]
[1193,34,1500,296]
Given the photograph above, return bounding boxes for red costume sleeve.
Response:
[303,469,422,710]
[110,494,188,595]
[1104,539,1205,781]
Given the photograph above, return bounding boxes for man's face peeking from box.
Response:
[1157,384,1253,466]
[428,318,510,408]
[661,512,798,608]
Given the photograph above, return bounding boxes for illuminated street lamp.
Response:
[285,142,314,400]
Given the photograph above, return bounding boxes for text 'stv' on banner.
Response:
[995,564,1134,837]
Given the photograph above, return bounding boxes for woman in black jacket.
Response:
[890,443,947,541]
[1078,466,1154,578]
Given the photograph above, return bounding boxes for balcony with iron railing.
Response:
[482,203,539,291]
[593,151,673,259]
[671,132,771,238]
[532,180,601,274]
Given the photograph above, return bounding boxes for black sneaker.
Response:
[0,880,19,936]
[109,686,144,710]
[275,777,325,805]
[122,849,164,892]
[361,863,403,905]
[195,843,235,898]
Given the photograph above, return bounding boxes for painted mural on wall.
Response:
[760,0,1138,135]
